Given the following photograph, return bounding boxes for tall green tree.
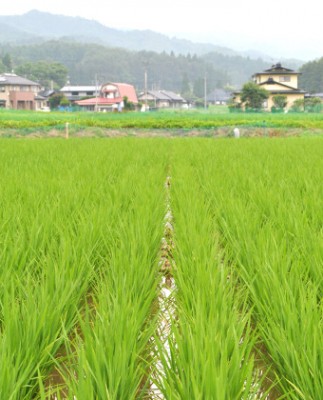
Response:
[240,82,269,110]
[291,97,322,112]
[48,93,68,109]
[291,98,304,112]
[305,97,322,112]
[2,53,13,72]
[193,77,205,98]
[181,73,191,97]
[0,40,230,92]
[299,57,323,93]
[272,95,287,110]
[0,60,5,74]
[15,61,68,89]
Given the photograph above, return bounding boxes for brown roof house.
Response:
[0,73,42,110]
[233,63,306,111]
[138,90,187,109]
[206,89,232,105]
[59,85,100,102]
[76,82,138,111]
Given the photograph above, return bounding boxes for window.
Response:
[72,91,79,96]
[279,76,291,82]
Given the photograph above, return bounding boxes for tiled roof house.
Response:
[138,90,187,109]
[233,63,306,111]
[0,73,41,110]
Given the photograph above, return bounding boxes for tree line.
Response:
[0,40,276,96]
[299,57,323,93]
[1,40,322,97]
[0,41,230,96]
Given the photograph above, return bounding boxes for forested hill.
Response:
[0,40,279,92]
[0,10,237,57]
[0,10,307,93]
[299,57,323,93]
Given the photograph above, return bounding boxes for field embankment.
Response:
[1,109,323,137]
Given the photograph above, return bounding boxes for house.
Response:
[36,89,55,110]
[0,73,41,110]
[306,93,323,101]
[206,89,232,105]
[233,63,305,111]
[75,82,138,111]
[59,86,99,102]
[138,90,187,109]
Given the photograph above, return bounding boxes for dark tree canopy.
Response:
[0,39,275,96]
[2,53,13,71]
[15,61,68,89]
[299,57,323,93]
[272,95,287,110]
[240,82,269,110]
[48,93,68,109]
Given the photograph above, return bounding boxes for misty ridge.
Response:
[0,10,320,93]
[0,10,304,61]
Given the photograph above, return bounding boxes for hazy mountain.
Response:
[0,10,254,57]
[0,21,40,44]
[0,10,305,91]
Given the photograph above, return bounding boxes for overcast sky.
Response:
[0,1,322,60]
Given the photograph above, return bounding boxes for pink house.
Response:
[76,82,138,111]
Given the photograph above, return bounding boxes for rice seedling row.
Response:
[177,138,323,398]
[0,139,167,399]
[59,151,167,399]
[152,144,270,400]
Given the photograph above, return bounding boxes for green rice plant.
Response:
[0,136,322,400]
[0,140,113,398]
[191,138,323,398]
[0,108,323,131]
[152,147,267,399]
[59,142,167,399]
[0,139,167,399]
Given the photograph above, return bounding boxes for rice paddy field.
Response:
[1,108,323,136]
[0,136,322,399]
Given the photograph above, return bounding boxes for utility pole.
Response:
[142,61,150,111]
[95,73,99,112]
[204,74,207,110]
[144,63,148,111]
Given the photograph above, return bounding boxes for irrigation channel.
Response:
[150,175,176,399]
